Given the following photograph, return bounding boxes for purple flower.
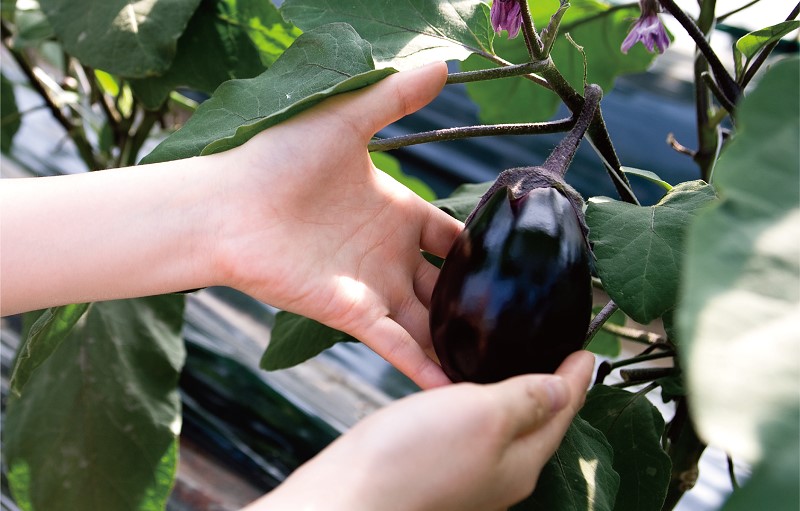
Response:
[621,0,670,54]
[491,0,523,39]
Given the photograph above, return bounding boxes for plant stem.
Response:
[446,60,548,84]
[584,300,619,348]
[368,118,574,152]
[681,0,721,181]
[726,454,740,490]
[601,322,667,345]
[740,2,800,88]
[518,0,545,60]
[536,63,639,204]
[717,0,763,22]
[658,0,740,105]
[662,398,707,510]
[542,84,602,176]
[608,350,674,371]
[619,366,675,383]
[1,22,99,170]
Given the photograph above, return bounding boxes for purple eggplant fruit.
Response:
[430,85,603,383]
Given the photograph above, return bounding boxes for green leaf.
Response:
[514,416,619,511]
[130,0,279,110]
[280,0,494,70]
[733,21,800,80]
[585,306,624,357]
[585,181,718,324]
[221,0,302,67]
[39,0,202,77]
[580,385,671,511]
[10,1,55,48]
[1,73,20,153]
[140,23,394,164]
[677,56,799,482]
[371,152,436,201]
[9,303,90,396]
[5,296,186,511]
[463,0,658,123]
[260,311,355,371]
[432,180,493,222]
[622,167,673,192]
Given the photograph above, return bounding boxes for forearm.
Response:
[0,155,225,315]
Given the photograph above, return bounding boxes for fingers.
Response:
[554,350,595,412]
[476,352,595,439]
[420,205,463,259]
[412,256,440,309]
[488,374,573,439]
[339,61,448,140]
[362,315,451,389]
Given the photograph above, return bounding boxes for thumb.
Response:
[337,61,448,140]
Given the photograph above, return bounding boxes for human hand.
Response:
[208,62,462,388]
[244,350,595,511]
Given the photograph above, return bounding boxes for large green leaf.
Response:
[9,303,90,395]
[514,416,619,510]
[677,56,799,507]
[39,0,202,78]
[130,0,296,110]
[280,0,494,70]
[463,0,658,123]
[5,296,186,511]
[1,72,20,153]
[580,385,671,511]
[585,181,718,324]
[260,311,355,371]
[140,23,394,164]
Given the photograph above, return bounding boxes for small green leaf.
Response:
[580,385,671,511]
[515,416,619,510]
[9,303,90,396]
[260,311,355,371]
[39,0,203,77]
[371,152,436,202]
[622,167,673,191]
[141,23,394,164]
[585,306,624,357]
[733,21,800,80]
[1,73,21,153]
[586,181,718,324]
[280,0,494,70]
[433,180,493,222]
[463,0,658,123]
[5,296,186,511]
[678,58,799,473]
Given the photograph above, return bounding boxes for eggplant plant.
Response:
[1,1,798,510]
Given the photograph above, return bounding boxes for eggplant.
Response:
[430,185,592,383]
[429,85,603,383]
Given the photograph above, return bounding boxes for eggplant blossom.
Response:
[621,0,670,54]
[490,0,523,39]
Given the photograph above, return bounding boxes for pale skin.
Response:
[1,61,596,510]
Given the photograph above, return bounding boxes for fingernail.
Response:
[544,376,569,413]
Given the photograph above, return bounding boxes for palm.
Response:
[217,63,461,388]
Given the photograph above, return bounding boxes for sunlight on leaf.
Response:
[281,0,494,70]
